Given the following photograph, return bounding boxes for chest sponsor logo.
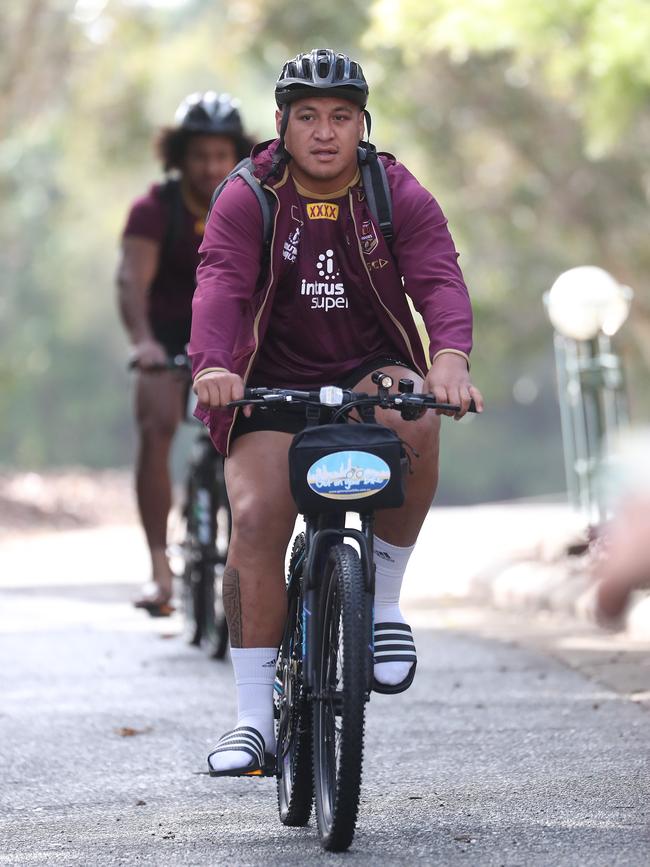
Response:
[283,226,301,262]
[306,202,339,221]
[360,219,379,256]
[300,249,349,311]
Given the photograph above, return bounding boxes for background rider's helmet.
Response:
[275,49,369,108]
[174,91,245,136]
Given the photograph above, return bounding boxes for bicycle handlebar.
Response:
[127,354,190,373]
[227,385,478,417]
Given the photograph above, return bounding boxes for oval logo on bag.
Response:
[307,451,391,500]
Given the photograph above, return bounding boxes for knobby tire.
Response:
[312,543,368,852]
[276,533,313,826]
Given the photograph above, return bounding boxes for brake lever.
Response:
[395,396,478,415]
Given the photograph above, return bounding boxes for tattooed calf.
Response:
[222,566,243,647]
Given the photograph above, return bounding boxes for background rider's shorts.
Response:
[230,355,412,443]
[151,318,191,359]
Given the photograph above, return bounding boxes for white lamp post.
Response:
[546,267,633,341]
[544,267,632,524]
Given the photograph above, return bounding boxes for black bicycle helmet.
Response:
[275,49,369,108]
[174,91,244,136]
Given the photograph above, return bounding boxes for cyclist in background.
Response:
[117,93,254,616]
[189,49,484,776]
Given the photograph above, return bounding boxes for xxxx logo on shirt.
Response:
[306,202,339,221]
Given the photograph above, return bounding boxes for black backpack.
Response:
[206,143,394,272]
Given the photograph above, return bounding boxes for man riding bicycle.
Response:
[117,92,253,616]
[189,49,484,775]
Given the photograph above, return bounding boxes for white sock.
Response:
[373,536,415,686]
[208,647,277,773]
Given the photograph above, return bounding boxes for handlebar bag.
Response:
[289,422,406,513]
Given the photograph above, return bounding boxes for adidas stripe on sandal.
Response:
[373,621,417,695]
[207,725,274,777]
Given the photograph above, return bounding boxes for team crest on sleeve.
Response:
[360,219,379,255]
[306,202,339,221]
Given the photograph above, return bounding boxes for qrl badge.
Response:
[360,219,379,256]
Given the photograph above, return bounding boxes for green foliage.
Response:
[368,0,650,156]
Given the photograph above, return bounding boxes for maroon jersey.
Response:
[122,182,203,351]
[249,177,405,388]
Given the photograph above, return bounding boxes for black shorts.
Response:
[231,356,412,442]
[151,318,191,358]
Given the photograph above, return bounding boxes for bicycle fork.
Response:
[300,518,376,700]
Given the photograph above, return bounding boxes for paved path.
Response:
[1,530,649,865]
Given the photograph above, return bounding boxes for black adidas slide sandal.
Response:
[372,621,417,695]
[207,726,276,777]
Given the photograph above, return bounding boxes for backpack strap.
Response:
[358,145,393,246]
[159,178,184,252]
[208,158,275,252]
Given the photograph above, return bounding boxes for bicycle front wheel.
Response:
[312,543,369,852]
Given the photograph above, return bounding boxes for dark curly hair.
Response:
[155,128,255,172]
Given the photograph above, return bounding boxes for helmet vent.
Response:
[275,49,369,107]
[317,58,329,78]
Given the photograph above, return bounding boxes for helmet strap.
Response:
[363,109,372,142]
[261,105,291,185]
[279,104,292,161]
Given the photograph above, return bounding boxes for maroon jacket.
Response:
[190,139,473,454]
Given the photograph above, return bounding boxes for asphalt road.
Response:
[1,509,649,867]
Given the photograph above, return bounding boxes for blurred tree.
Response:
[0,1,73,137]
[368,0,650,156]
[226,0,371,72]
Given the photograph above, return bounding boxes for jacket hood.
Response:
[250,138,283,183]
